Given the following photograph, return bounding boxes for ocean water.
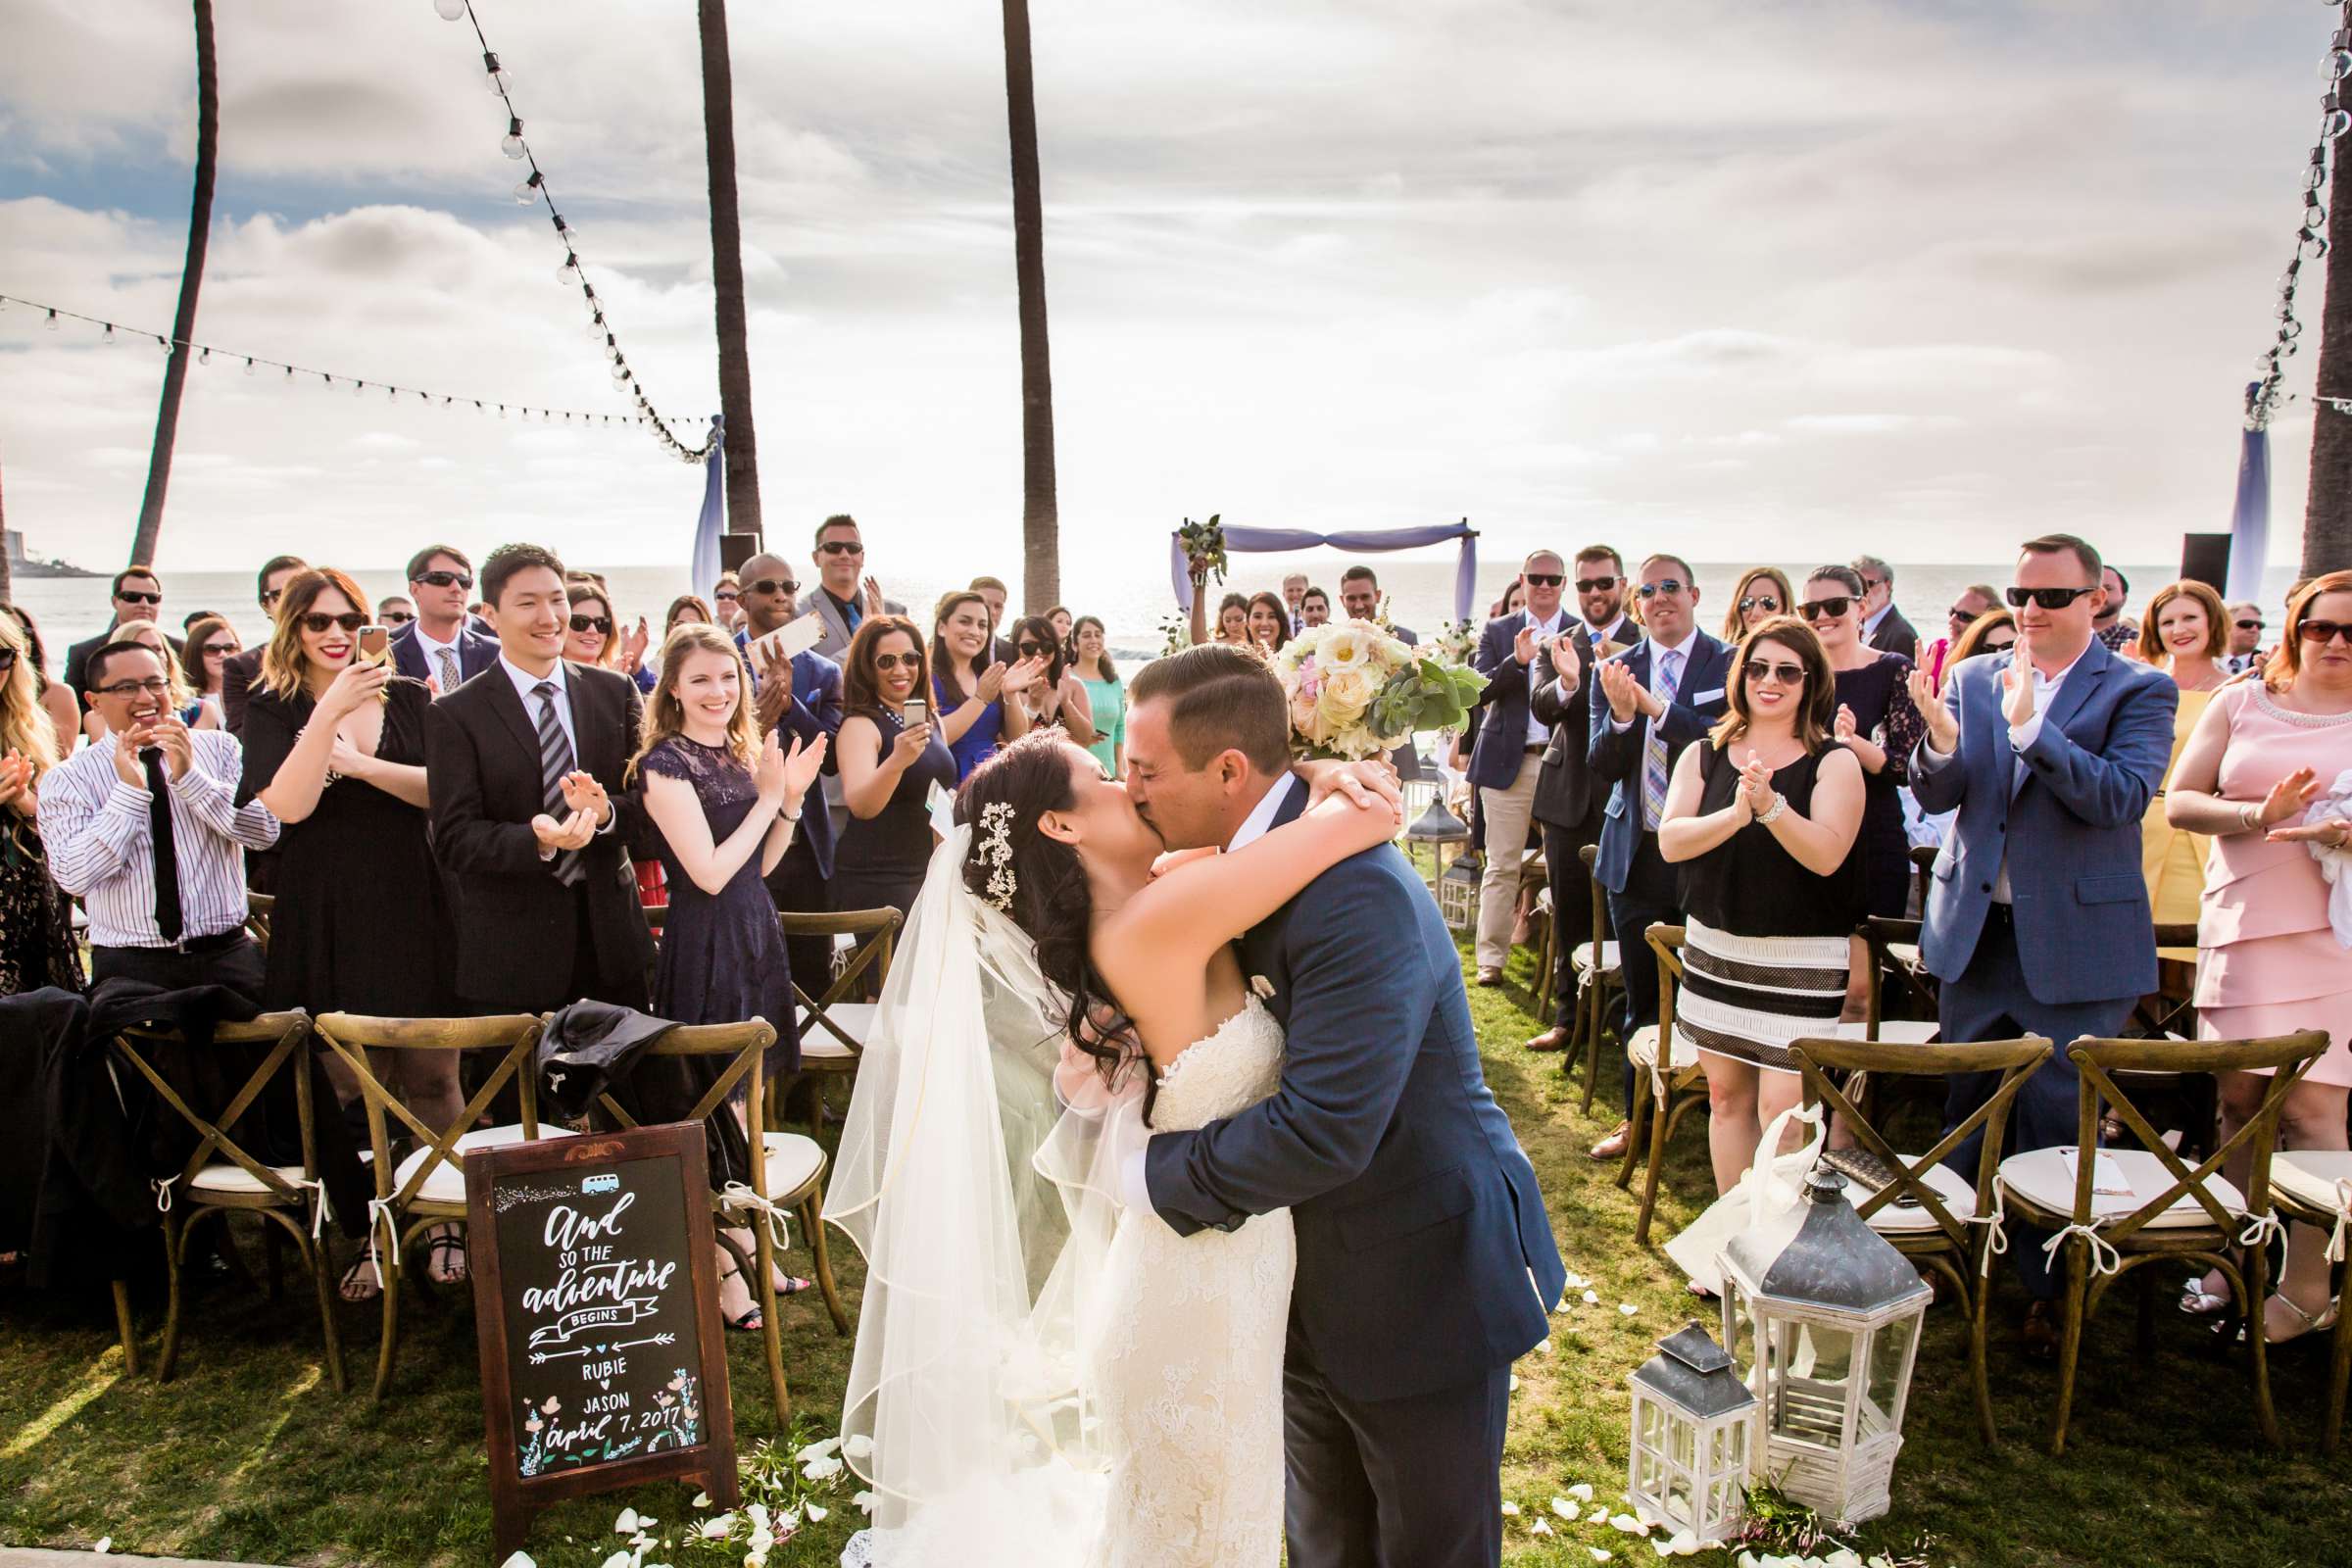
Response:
[5,555,2308,667]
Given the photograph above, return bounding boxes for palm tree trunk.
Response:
[698,0,762,546]
[129,0,217,570]
[1002,0,1059,612]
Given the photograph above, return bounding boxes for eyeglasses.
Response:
[2005,585,2097,611]
[1574,575,1620,593]
[381,611,416,625]
[301,612,367,635]
[1949,603,1985,623]
[415,570,474,590]
[201,642,238,659]
[1858,574,1887,591]
[817,541,864,556]
[260,588,285,608]
[743,577,797,596]
[2298,618,2352,646]
[569,614,612,634]
[1635,579,1688,599]
[872,652,919,671]
[1015,642,1050,658]
[97,677,172,698]
[118,590,162,607]
[714,589,741,603]
[1740,595,1783,614]
[1798,597,1851,621]
[1743,659,1806,684]
[2236,618,2265,631]
[1984,636,2018,655]
[1522,573,1565,589]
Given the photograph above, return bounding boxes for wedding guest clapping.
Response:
[931,591,1039,783]
[0,610,81,996]
[1658,617,1865,1192]
[1799,565,1923,923]
[2166,569,2352,1344]
[1009,615,1097,748]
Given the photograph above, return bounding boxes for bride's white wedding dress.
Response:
[1084,994,1293,1567]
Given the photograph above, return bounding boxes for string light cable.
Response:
[0,290,713,441]
[432,0,716,461]
[2249,2,2352,430]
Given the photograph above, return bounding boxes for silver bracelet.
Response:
[1756,791,1788,826]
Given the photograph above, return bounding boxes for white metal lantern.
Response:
[1436,855,1480,931]
[1627,1320,1758,1546]
[1719,1165,1932,1529]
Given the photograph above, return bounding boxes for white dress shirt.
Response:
[1861,602,1894,643]
[1608,624,1702,733]
[415,622,465,689]
[38,730,279,949]
[1517,609,1572,746]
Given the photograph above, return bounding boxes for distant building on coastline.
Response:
[4,530,99,578]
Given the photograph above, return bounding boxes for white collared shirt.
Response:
[1228,772,1300,854]
[1519,608,1572,745]
[414,621,463,683]
[1862,602,1893,642]
[1608,624,1701,733]
[502,654,577,756]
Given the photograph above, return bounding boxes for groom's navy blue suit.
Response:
[1146,776,1565,1568]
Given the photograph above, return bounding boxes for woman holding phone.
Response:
[239,567,458,1300]
[834,615,959,923]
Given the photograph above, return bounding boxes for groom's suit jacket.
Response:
[1143,783,1567,1402]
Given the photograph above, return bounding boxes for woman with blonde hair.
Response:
[1720,566,1794,641]
[2129,579,2231,923]
[0,610,82,996]
[2170,570,2352,1341]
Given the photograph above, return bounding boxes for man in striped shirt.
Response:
[37,640,279,994]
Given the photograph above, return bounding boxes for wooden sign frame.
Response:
[466,1122,740,1559]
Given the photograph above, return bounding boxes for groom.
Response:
[1124,644,1566,1568]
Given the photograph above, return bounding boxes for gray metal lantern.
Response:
[1627,1321,1758,1546]
[1719,1166,1932,1529]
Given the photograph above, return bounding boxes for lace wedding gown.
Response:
[1084,994,1294,1567]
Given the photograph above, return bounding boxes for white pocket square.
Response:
[1690,687,1726,705]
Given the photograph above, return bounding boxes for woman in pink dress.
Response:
[2167,569,2352,1343]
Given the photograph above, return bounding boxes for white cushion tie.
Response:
[2039,1220,2123,1278]
[153,1176,176,1213]
[1968,1180,2009,1279]
[719,1181,794,1250]
[2237,1208,2285,1251]
[2330,1179,2352,1265]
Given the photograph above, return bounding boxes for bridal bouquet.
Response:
[1275,619,1486,761]
[1177,514,1229,586]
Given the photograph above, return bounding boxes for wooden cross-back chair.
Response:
[110,1009,345,1391]
[1788,1034,2052,1446]
[1567,843,1623,1113]
[1995,1030,2328,1456]
[243,892,275,955]
[772,906,900,1135]
[2268,1150,2352,1456]
[313,1011,550,1399]
[1858,916,1936,1037]
[1618,924,1706,1248]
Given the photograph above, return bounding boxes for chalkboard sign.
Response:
[466,1123,739,1558]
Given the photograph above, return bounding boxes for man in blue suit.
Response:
[734,554,847,989]
[1587,554,1734,1157]
[1128,645,1564,1568]
[1467,549,1580,984]
[389,544,501,691]
[1911,532,2175,1356]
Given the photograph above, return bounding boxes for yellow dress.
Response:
[2141,686,2215,926]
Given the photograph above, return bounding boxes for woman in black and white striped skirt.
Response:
[1658,615,1867,1196]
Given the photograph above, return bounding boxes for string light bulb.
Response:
[46,309,60,330]
[102,322,116,346]
[559,254,578,286]
[502,117,527,159]
[483,51,514,94]
[434,0,467,20]
[514,171,543,205]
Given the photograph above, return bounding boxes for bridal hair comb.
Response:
[979,802,1018,910]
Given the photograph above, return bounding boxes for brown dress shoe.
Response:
[1524,1026,1572,1053]
[1476,967,1505,987]
[1590,1120,1632,1160]
[2021,1299,2060,1361]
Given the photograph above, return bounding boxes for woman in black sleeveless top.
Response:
[1658,616,1865,1196]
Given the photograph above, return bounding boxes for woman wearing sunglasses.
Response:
[1007,614,1098,749]
[564,584,629,672]
[834,615,958,924]
[182,613,242,732]
[2132,579,2231,927]
[2166,569,2352,1344]
[1720,566,1795,642]
[1799,565,1926,929]
[1655,616,1865,1200]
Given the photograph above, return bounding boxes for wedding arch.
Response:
[1167,518,1480,623]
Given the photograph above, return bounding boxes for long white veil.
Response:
[824,827,1148,1567]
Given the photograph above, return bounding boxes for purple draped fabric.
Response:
[2228,386,2270,607]
[1169,520,1479,622]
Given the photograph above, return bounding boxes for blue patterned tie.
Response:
[1641,648,1684,829]
[533,680,585,886]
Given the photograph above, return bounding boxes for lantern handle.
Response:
[1742,1102,1827,1236]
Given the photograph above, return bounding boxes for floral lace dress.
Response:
[0,812,82,997]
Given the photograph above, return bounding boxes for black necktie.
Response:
[144,748,183,945]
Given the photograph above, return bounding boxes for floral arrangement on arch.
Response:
[1274,619,1486,761]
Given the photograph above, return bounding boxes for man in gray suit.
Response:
[804,514,907,663]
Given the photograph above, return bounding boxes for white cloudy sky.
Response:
[0,0,2332,584]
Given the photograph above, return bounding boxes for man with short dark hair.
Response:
[39,640,278,992]
[2093,564,2138,653]
[377,595,416,629]
[1338,564,1416,644]
[391,544,499,692]
[65,566,183,703]
[806,514,906,662]
[218,556,308,739]
[1299,587,1331,628]
[969,574,1018,665]
[424,543,654,1012]
[1852,555,1918,662]
[1911,530,2174,1357]
[736,550,845,984]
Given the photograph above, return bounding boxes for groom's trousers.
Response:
[1284,1332,1511,1568]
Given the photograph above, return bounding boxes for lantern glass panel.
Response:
[1721,1281,1748,1368]
[1773,1320,1858,1446]
[1635,1447,1663,1499]
[1639,1400,1663,1449]
[1707,1476,1743,1529]
[1865,1313,1918,1432]
[1668,1414,1694,1468]
[1664,1468,1695,1522]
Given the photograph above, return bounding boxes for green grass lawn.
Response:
[3,929,2346,1567]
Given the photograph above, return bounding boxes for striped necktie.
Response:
[1641,647,1684,829]
[435,646,461,694]
[532,680,585,886]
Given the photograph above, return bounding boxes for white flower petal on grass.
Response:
[801,1454,845,1481]
[1582,1290,1600,1304]
[94,1544,113,1558]
[1609,1512,1651,1535]
[691,1492,711,1509]
[1508,1373,1521,1393]
[1500,1501,1522,1517]
[1530,1519,1555,1538]
[1551,1497,1579,1520]
[495,1555,530,1568]
[1620,1302,1640,1316]
[795,1437,844,1463]
[805,1503,828,1523]
[1592,1551,1614,1564]
[598,1552,632,1568]
[1653,1531,1702,1558]
[1823,1551,1865,1568]
[699,1514,736,1540]
[1567,1483,1595,1501]
[1563,1270,1590,1289]
[613,1508,641,1534]
[1534,1337,1553,1355]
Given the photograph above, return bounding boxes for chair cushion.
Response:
[1997,1147,2245,1229]
[188,1161,308,1199]
[1842,1158,1981,1234]
[1827,1018,1939,1045]
[391,1124,574,1205]
[760,1131,827,1200]
[1573,941,1621,979]
[796,1002,877,1056]
[1886,942,1924,973]
[2273,1151,2352,1218]
[1628,1024,1696,1072]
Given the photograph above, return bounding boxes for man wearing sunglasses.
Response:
[1523,545,1639,1054]
[1468,551,1580,986]
[64,565,185,705]
[734,551,846,987]
[2225,601,2268,674]
[1587,553,1734,1158]
[806,514,906,662]
[1851,555,1919,663]
[1906,531,2175,1360]
[390,543,500,693]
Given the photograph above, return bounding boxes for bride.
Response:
[825,729,1401,1568]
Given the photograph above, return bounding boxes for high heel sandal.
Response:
[2231,1293,2343,1348]
[2180,1274,2231,1318]
[717,1257,763,1333]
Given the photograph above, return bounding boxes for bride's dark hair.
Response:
[957,729,1157,1119]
